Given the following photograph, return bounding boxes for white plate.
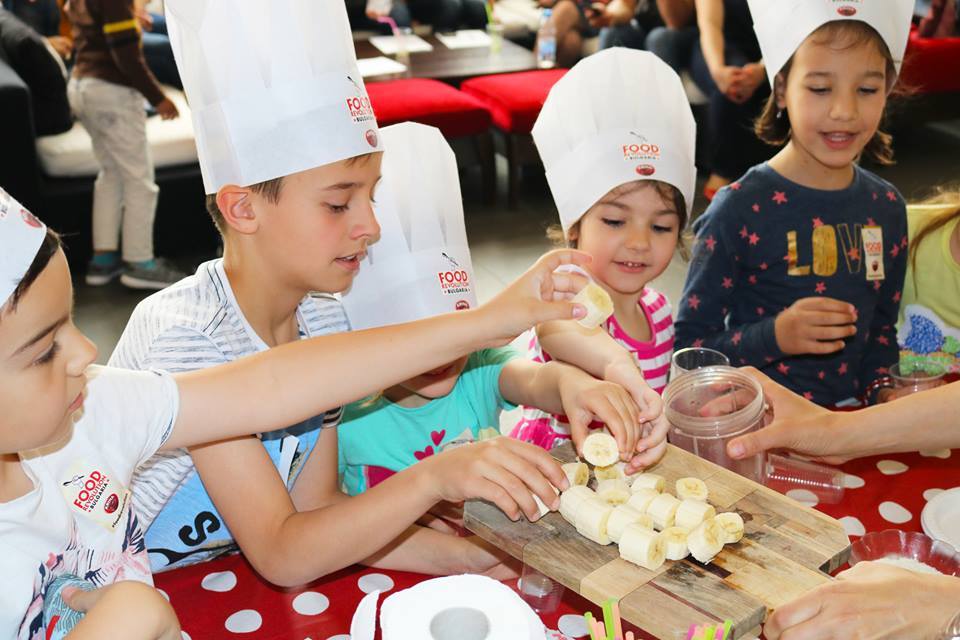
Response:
[922,486,960,550]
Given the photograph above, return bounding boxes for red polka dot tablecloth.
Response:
[155,448,960,640]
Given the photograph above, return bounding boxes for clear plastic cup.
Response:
[890,361,947,397]
[670,347,730,382]
[664,366,765,481]
[517,564,564,614]
[763,453,845,504]
[486,22,504,54]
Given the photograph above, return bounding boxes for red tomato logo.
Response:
[837,6,857,16]
[455,300,470,310]
[365,129,378,148]
[635,164,656,176]
[104,493,119,514]
[21,209,41,228]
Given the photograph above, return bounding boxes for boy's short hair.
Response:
[548,180,690,257]
[204,152,379,235]
[755,20,898,166]
[1,228,61,315]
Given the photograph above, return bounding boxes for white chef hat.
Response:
[533,48,697,232]
[0,187,48,309]
[165,0,384,194]
[749,0,914,89]
[341,123,478,331]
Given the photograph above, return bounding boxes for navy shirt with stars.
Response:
[675,163,907,406]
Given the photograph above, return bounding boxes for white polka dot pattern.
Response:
[557,614,590,638]
[879,501,912,524]
[292,592,330,616]
[224,609,262,633]
[201,571,237,593]
[839,516,865,537]
[357,573,394,594]
[786,489,818,508]
[842,473,865,489]
[924,488,945,501]
[876,460,908,475]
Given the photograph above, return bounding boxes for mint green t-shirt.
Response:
[338,348,519,495]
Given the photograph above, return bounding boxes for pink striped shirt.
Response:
[509,287,674,451]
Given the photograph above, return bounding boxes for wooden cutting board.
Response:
[465,442,851,639]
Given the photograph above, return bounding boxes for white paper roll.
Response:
[377,575,544,640]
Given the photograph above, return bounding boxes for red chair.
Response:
[461,69,568,205]
[366,78,495,200]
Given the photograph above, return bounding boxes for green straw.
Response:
[602,600,616,640]
[484,0,494,24]
[585,612,599,640]
[722,620,733,639]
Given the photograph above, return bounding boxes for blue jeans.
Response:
[598,20,648,50]
[644,25,698,72]
[142,14,181,89]
[689,39,771,181]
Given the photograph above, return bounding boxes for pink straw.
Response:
[612,601,624,640]
[686,624,700,640]
[376,16,400,35]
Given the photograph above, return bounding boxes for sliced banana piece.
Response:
[626,488,660,514]
[594,461,630,484]
[674,499,717,531]
[596,479,631,506]
[619,523,666,571]
[630,473,665,493]
[715,512,745,544]
[562,462,590,487]
[687,518,724,564]
[574,280,615,329]
[676,477,709,502]
[647,493,682,531]
[606,505,647,544]
[559,486,596,524]
[530,486,561,520]
[575,497,614,545]
[662,526,690,560]
[581,432,620,467]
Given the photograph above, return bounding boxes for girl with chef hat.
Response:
[675,0,914,406]
[509,48,695,472]
[339,123,643,529]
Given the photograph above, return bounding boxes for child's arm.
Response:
[62,582,180,640]
[500,359,666,468]
[96,0,169,108]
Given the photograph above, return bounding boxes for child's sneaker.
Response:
[120,258,188,290]
[85,254,123,286]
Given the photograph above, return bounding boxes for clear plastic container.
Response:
[669,347,730,381]
[664,366,765,481]
[517,564,564,614]
[764,453,845,504]
[890,361,947,396]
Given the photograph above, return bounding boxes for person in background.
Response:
[66,0,187,289]
[690,0,770,199]
[591,0,664,53]
[2,0,71,58]
[645,0,697,72]
[132,0,180,88]
[918,0,959,37]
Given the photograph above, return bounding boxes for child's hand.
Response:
[156,97,180,121]
[464,536,522,580]
[559,375,642,461]
[603,358,668,470]
[774,297,858,355]
[477,249,592,348]
[417,500,465,534]
[63,581,181,640]
[418,437,568,522]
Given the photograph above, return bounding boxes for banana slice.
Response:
[619,523,666,571]
[575,497,614,545]
[606,505,647,544]
[687,518,724,564]
[596,479,631,506]
[573,281,615,329]
[530,486,561,519]
[562,462,590,487]
[630,473,665,493]
[626,488,660,514]
[715,512,745,544]
[647,493,682,531]
[581,432,620,467]
[676,477,709,502]
[674,499,717,531]
[594,461,630,484]
[559,486,596,524]
[662,526,690,561]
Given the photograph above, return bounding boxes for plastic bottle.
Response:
[536,8,557,69]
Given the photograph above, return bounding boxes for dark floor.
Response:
[76,119,960,363]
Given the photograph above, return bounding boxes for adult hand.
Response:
[711,65,744,98]
[135,7,154,31]
[775,297,858,356]
[728,62,765,103]
[765,561,960,639]
[477,249,592,348]
[586,4,613,28]
[156,98,180,121]
[46,35,73,59]
[419,437,568,523]
[725,367,852,464]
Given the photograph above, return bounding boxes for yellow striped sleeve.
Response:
[102,19,140,35]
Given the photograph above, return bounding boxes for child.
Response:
[675,0,914,406]
[66,0,187,289]
[0,182,582,638]
[898,188,960,373]
[107,0,614,586]
[338,122,642,503]
[510,48,696,469]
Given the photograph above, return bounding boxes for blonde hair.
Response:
[909,187,960,296]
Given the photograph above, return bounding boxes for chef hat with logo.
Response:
[341,123,477,331]
[533,49,696,233]
[749,0,914,90]
[0,187,48,310]
[165,0,383,194]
